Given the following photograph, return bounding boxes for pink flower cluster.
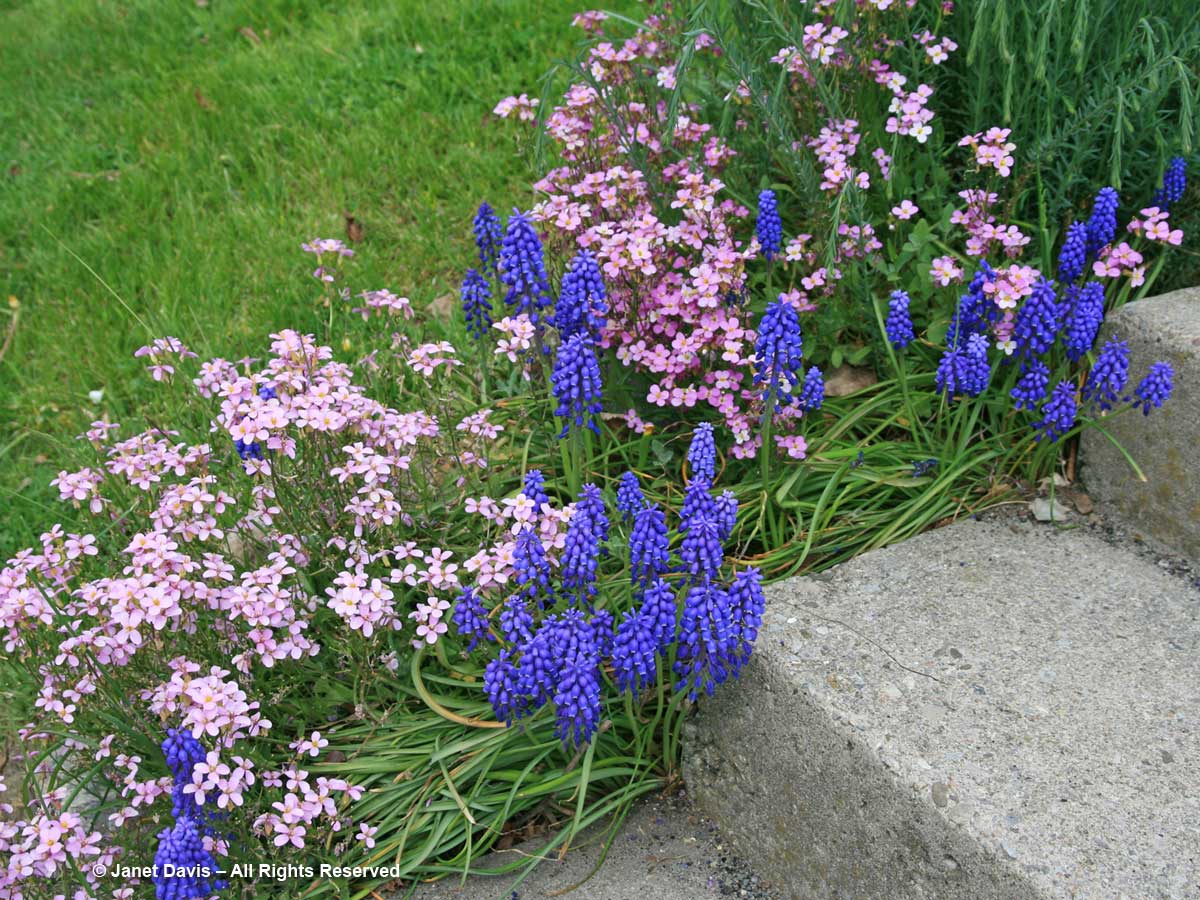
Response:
[2,306,512,886]
[252,765,362,850]
[147,660,269,744]
[493,314,537,365]
[981,264,1041,353]
[352,288,413,320]
[930,254,965,285]
[150,476,235,541]
[959,127,1016,177]
[1093,241,1146,286]
[134,336,197,382]
[50,466,106,513]
[0,805,105,890]
[407,341,460,376]
[301,237,354,283]
[885,81,936,143]
[952,189,1030,258]
[915,30,958,65]
[496,16,834,455]
[461,487,574,591]
[801,22,850,66]
[1127,206,1184,245]
[808,119,869,191]
[492,92,539,122]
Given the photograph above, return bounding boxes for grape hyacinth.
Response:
[948,263,995,349]
[1056,221,1088,284]
[234,438,262,462]
[484,650,522,724]
[577,483,610,545]
[1062,282,1106,362]
[727,568,765,675]
[616,471,645,522]
[674,580,734,700]
[460,268,493,341]
[499,596,534,644]
[162,728,207,822]
[452,435,765,745]
[522,469,550,509]
[641,578,678,649]
[561,490,603,603]
[1034,381,1078,442]
[681,518,724,581]
[678,476,716,533]
[555,249,607,340]
[551,333,603,437]
[452,586,492,651]
[513,526,553,607]
[1131,362,1174,415]
[885,290,915,349]
[612,607,657,693]
[714,490,738,542]
[1081,338,1130,412]
[1010,360,1050,412]
[589,608,614,657]
[912,458,939,478]
[797,366,825,412]
[687,423,717,482]
[756,189,783,260]
[1012,279,1061,357]
[515,622,559,707]
[551,610,603,746]
[754,297,805,411]
[473,201,503,278]
[936,333,991,399]
[153,816,226,900]
[629,503,670,586]
[1086,187,1119,256]
[1154,156,1187,210]
[499,210,552,322]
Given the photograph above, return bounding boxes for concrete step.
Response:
[684,518,1200,899]
[1080,287,1200,565]
[409,793,778,900]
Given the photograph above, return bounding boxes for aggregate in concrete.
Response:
[1080,287,1200,564]
[685,518,1200,899]
[407,793,778,900]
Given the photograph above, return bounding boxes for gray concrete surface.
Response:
[684,518,1200,899]
[1080,287,1200,564]
[408,793,777,900]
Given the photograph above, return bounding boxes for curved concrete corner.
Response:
[684,519,1200,899]
[1080,288,1200,563]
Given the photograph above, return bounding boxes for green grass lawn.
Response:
[0,0,610,552]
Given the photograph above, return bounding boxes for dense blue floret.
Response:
[1085,187,1119,256]
[472,201,504,279]
[461,268,494,340]
[885,290,915,348]
[1131,362,1174,415]
[555,249,608,340]
[499,210,553,322]
[1056,221,1088,284]
[1062,282,1106,362]
[1012,279,1061,357]
[1034,381,1078,442]
[756,189,783,260]
[754,298,805,410]
[551,333,603,437]
[616,471,645,522]
[1010,360,1050,412]
[1081,338,1129,412]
